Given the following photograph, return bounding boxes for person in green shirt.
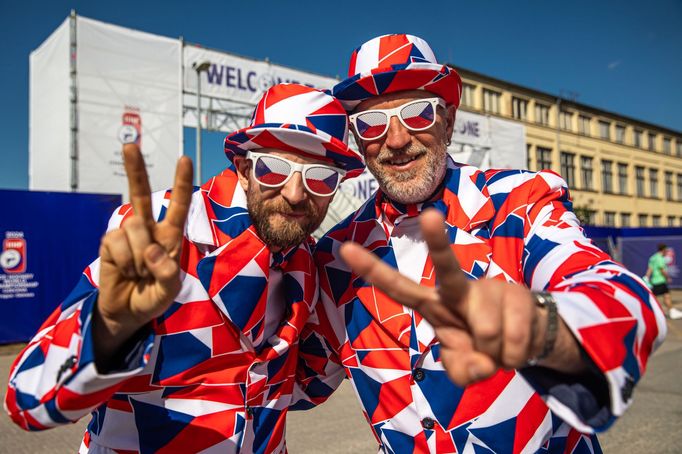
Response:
[646,243,675,317]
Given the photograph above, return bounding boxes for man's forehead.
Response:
[353,90,436,113]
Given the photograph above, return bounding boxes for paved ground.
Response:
[1,303,681,453]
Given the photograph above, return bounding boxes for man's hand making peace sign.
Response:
[93,144,193,369]
[340,209,587,387]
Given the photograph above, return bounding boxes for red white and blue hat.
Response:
[333,34,462,111]
[224,83,364,179]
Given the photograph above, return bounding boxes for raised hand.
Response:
[94,144,193,366]
[339,209,583,387]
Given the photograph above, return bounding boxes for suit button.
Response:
[413,368,425,382]
[421,417,435,430]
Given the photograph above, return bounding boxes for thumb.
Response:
[144,244,181,299]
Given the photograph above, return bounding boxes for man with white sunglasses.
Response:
[302,34,666,452]
[6,84,364,453]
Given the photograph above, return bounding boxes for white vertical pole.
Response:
[69,9,78,191]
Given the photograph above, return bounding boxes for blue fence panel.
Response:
[584,226,682,288]
[0,190,121,344]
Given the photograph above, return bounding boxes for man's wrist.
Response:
[92,298,148,371]
[527,292,558,366]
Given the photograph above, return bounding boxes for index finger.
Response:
[164,156,194,229]
[123,144,154,225]
[420,209,470,310]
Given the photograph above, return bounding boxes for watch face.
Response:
[533,292,553,307]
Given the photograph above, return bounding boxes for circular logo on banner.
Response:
[257,74,274,92]
[118,125,139,144]
[0,249,21,270]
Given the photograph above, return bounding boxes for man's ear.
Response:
[444,105,456,142]
[233,156,250,191]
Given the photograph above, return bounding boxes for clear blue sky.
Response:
[1,0,681,190]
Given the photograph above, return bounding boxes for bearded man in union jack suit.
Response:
[5,84,364,453]
[302,34,667,453]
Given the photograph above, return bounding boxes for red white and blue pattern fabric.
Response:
[332,34,462,111]
[224,83,364,179]
[5,169,329,453]
[304,157,667,453]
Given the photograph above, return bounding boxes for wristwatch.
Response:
[526,291,558,366]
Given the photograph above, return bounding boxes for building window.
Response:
[526,144,532,170]
[585,210,597,225]
[483,89,500,114]
[601,160,613,193]
[599,121,610,140]
[620,213,631,227]
[678,174,682,201]
[462,83,476,108]
[580,156,594,190]
[677,141,682,157]
[668,216,676,227]
[603,211,616,227]
[535,103,549,126]
[578,115,591,135]
[638,214,648,227]
[665,171,673,200]
[635,166,645,196]
[617,162,628,195]
[648,133,657,151]
[652,215,661,227]
[634,129,643,148]
[512,97,528,120]
[615,125,626,144]
[663,137,671,155]
[560,152,576,188]
[559,111,573,131]
[536,147,552,170]
[649,168,659,198]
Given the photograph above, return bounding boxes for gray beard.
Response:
[367,144,448,204]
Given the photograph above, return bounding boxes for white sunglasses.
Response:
[246,151,346,197]
[349,97,446,141]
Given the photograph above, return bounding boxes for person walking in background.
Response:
[647,243,682,319]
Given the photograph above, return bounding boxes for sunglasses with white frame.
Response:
[245,151,346,197]
[349,97,446,141]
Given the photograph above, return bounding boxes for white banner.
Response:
[340,110,527,203]
[29,18,71,192]
[183,44,338,105]
[447,110,526,169]
[76,17,182,199]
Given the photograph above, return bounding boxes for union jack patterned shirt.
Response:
[5,170,327,453]
[305,158,667,453]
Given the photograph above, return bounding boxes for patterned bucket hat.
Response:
[333,34,462,111]
[224,83,364,179]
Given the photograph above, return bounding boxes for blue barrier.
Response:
[584,226,682,288]
[0,190,121,344]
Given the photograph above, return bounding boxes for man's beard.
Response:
[367,143,447,204]
[247,191,326,251]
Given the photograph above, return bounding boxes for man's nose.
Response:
[384,115,412,150]
[279,172,307,205]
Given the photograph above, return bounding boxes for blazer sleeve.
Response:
[4,203,156,431]
[518,170,667,433]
